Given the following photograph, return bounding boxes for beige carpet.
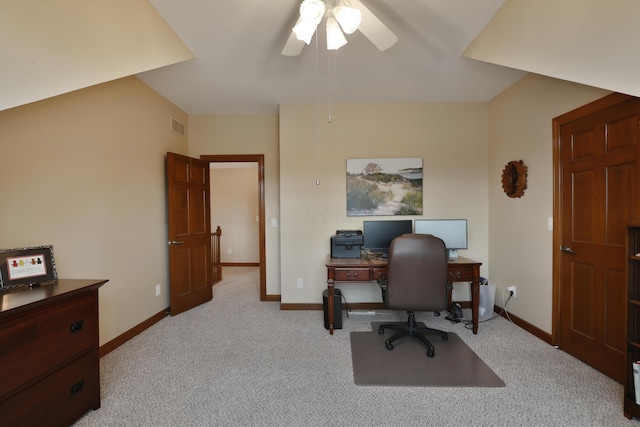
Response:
[351,322,505,387]
[74,268,634,426]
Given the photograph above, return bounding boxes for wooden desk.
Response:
[325,256,482,335]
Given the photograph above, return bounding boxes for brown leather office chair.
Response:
[377,233,449,357]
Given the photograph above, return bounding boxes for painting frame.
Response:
[346,157,423,216]
[0,245,58,290]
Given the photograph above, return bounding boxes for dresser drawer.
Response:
[448,267,473,282]
[334,268,370,281]
[0,293,97,397]
[0,350,99,427]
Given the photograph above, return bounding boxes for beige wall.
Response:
[188,115,281,295]
[488,73,610,333]
[0,72,619,347]
[279,103,491,304]
[210,165,260,263]
[0,76,188,345]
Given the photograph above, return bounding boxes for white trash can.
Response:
[478,284,496,321]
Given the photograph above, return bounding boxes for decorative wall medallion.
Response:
[501,160,528,198]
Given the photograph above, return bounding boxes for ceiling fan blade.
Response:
[354,2,398,51]
[282,17,306,56]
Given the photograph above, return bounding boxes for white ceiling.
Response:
[464,0,640,100]
[3,1,638,115]
[137,0,527,114]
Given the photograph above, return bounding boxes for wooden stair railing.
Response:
[212,226,222,284]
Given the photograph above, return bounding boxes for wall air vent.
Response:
[170,117,185,136]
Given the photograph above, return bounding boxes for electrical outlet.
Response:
[155,284,161,296]
[506,285,517,298]
[296,278,303,288]
[227,248,232,255]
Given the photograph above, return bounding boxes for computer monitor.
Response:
[414,219,468,259]
[362,219,413,257]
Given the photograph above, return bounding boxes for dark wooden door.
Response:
[555,94,640,383]
[166,152,212,315]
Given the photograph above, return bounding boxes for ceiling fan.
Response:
[281,0,398,56]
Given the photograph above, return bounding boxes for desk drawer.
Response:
[448,267,473,282]
[371,268,387,281]
[334,268,370,281]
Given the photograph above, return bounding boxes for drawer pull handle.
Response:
[70,320,85,333]
[71,379,85,396]
[346,272,358,279]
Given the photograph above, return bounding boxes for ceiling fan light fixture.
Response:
[283,0,398,56]
[293,0,326,44]
[326,16,347,50]
[293,19,319,44]
[299,0,326,21]
[333,5,361,35]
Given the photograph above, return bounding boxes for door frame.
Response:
[551,92,634,345]
[200,154,270,301]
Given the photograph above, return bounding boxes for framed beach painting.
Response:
[346,158,423,216]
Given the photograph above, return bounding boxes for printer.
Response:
[330,230,363,258]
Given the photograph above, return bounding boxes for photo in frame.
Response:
[346,157,423,216]
[0,245,58,290]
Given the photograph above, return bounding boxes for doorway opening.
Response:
[200,154,268,301]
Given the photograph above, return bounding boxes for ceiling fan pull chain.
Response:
[328,50,333,124]
[315,32,321,186]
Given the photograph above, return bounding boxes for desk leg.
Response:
[327,279,334,335]
[471,267,480,334]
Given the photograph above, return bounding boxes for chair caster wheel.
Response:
[385,341,394,351]
[434,311,441,316]
[378,327,384,334]
[427,348,435,357]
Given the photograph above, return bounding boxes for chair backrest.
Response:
[386,233,449,311]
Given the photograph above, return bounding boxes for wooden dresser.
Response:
[0,279,107,427]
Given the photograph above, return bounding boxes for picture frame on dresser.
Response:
[0,244,58,290]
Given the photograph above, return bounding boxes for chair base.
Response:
[377,311,448,357]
